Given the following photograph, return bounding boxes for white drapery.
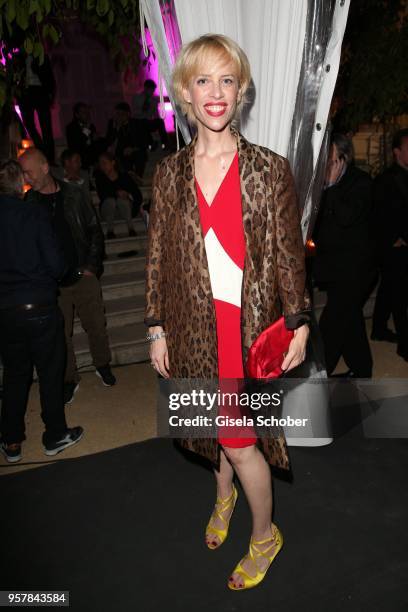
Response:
[140,0,351,201]
[139,0,191,144]
[174,0,308,157]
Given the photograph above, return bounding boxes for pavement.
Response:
[1,322,408,475]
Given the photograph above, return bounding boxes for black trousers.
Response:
[19,86,55,163]
[319,273,375,377]
[372,247,408,350]
[0,305,67,445]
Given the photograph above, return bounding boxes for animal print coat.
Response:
[145,130,311,471]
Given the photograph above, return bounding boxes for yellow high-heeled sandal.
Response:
[227,523,283,590]
[205,484,238,550]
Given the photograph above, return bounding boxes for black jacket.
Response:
[0,194,65,307]
[26,181,105,278]
[372,163,408,258]
[313,164,375,282]
[66,119,96,157]
[105,117,149,158]
[94,170,143,209]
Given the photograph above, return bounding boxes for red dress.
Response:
[196,153,257,448]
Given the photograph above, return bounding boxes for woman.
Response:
[145,34,310,590]
[313,133,375,377]
[95,152,143,239]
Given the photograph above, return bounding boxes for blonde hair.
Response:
[172,34,251,124]
[0,159,24,197]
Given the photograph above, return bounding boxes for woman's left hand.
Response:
[281,324,309,373]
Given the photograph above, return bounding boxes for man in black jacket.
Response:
[0,160,83,463]
[371,129,408,360]
[313,134,376,377]
[19,148,116,405]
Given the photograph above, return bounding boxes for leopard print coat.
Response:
[145,130,311,471]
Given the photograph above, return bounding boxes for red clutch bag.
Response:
[246,316,294,379]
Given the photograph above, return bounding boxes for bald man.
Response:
[19,148,116,404]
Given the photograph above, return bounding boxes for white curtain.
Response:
[139,0,191,144]
[173,0,307,157]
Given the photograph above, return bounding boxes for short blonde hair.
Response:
[172,34,251,123]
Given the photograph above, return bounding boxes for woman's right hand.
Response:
[149,331,170,379]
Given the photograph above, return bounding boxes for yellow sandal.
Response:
[205,484,238,549]
[228,523,283,590]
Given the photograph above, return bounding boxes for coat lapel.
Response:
[178,135,213,300]
[177,129,266,300]
[236,130,267,275]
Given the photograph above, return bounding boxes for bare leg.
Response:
[206,448,234,548]
[223,445,276,589]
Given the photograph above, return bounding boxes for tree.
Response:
[333,0,408,131]
[0,0,141,113]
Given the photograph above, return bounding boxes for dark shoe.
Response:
[331,370,356,378]
[44,426,84,456]
[397,347,408,362]
[129,228,137,237]
[371,329,398,343]
[96,365,116,387]
[64,382,79,405]
[106,231,115,240]
[0,441,22,463]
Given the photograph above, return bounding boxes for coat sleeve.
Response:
[144,161,166,327]
[274,158,311,330]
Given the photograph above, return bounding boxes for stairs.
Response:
[72,146,172,371]
[73,219,150,371]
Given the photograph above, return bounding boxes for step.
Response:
[73,295,145,335]
[104,235,147,255]
[101,271,145,300]
[104,252,146,276]
[74,322,149,369]
[100,218,147,235]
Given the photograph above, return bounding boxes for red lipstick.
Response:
[204,103,227,117]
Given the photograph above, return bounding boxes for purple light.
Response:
[14,104,23,123]
[140,28,175,132]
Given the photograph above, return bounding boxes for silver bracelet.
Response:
[146,331,166,342]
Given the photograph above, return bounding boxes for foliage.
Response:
[334,0,408,130]
[0,0,141,113]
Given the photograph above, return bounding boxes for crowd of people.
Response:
[60,82,170,236]
[15,60,167,236]
[0,79,172,464]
